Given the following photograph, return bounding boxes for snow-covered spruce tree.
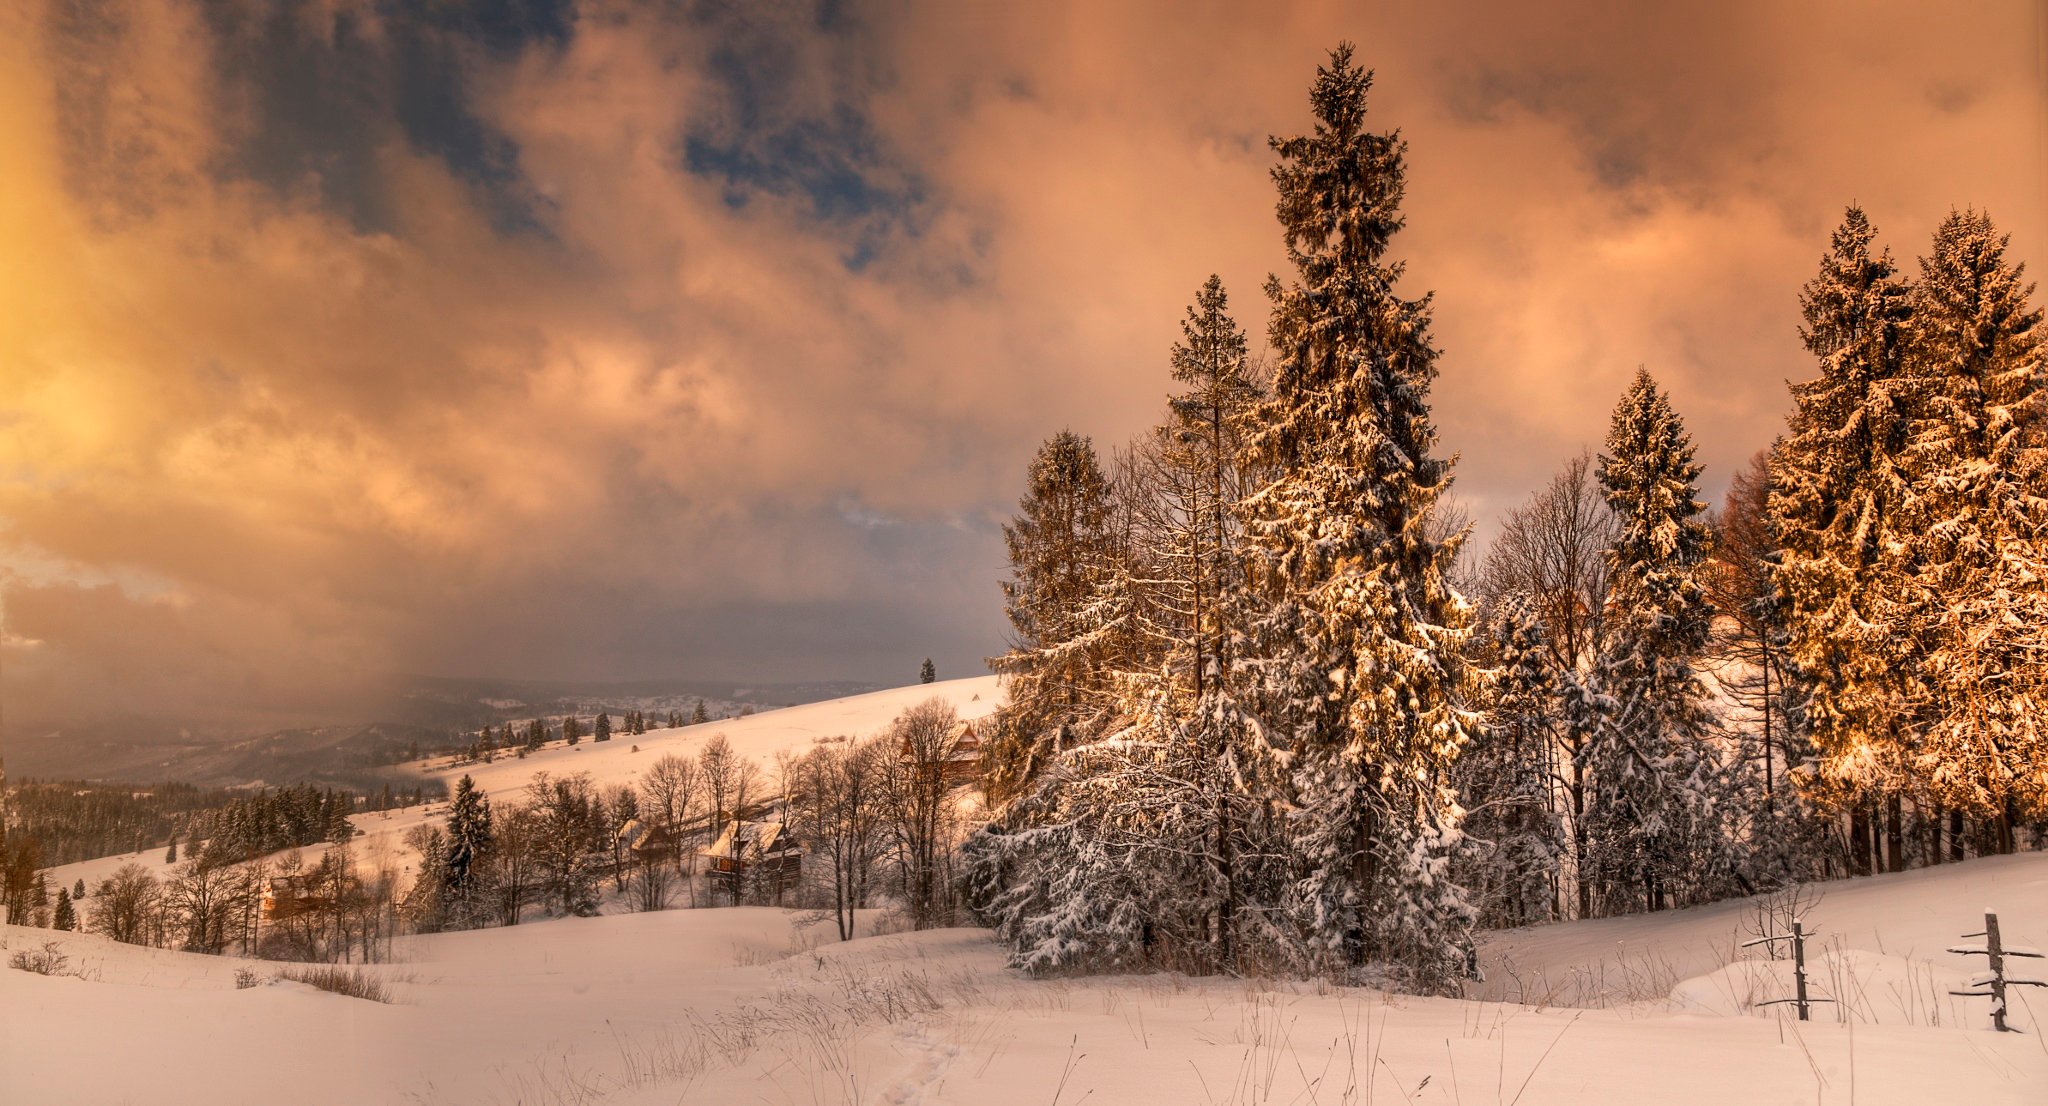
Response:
[1234,44,1479,988]
[443,775,494,927]
[1454,595,1564,928]
[986,431,1126,803]
[1583,370,1723,915]
[1903,209,2048,845]
[964,676,1287,975]
[1771,206,1919,871]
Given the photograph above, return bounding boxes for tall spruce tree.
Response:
[1585,370,1721,914]
[920,658,936,684]
[1904,209,2048,842]
[1236,43,1477,988]
[1771,207,1919,868]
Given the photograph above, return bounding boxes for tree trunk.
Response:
[1949,810,1967,862]
[1885,793,1905,873]
[1850,802,1873,877]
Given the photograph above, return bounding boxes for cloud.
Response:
[1,0,2041,732]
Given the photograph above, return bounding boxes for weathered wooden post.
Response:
[1746,917,1833,1021]
[1948,910,2045,1032]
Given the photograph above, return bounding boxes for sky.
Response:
[2,0,2044,736]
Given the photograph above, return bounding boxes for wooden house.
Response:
[701,818,801,896]
[615,817,681,861]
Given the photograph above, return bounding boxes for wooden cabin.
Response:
[942,719,984,785]
[615,817,681,861]
[701,818,801,896]
[262,873,353,921]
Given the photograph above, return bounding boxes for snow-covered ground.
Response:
[17,679,2047,1102]
[7,850,2046,1103]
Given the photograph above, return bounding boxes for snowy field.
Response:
[6,850,2046,1104]
[14,679,2046,1103]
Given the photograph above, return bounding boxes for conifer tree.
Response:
[445,775,494,925]
[987,430,1122,802]
[1904,209,2048,841]
[72,877,85,901]
[1456,596,1565,927]
[1584,370,1721,914]
[920,658,936,684]
[1236,43,1478,988]
[1153,275,1264,696]
[691,699,709,725]
[594,712,612,743]
[53,886,75,931]
[1771,207,1919,858]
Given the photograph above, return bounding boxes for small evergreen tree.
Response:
[594,712,612,742]
[1456,596,1565,927]
[920,658,936,684]
[445,775,495,926]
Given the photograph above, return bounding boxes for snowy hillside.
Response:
[6,850,2046,1104]
[37,676,1003,908]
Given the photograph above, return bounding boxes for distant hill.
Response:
[6,675,883,788]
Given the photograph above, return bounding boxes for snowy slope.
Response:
[39,675,1003,900]
[421,673,1002,799]
[1475,852,2048,1030]
[6,851,2046,1104]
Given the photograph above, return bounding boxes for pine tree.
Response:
[691,699,709,725]
[920,658,936,684]
[1236,43,1478,988]
[52,886,74,931]
[1904,209,2048,839]
[73,877,86,900]
[1584,370,1722,914]
[165,835,177,864]
[444,775,494,926]
[594,713,612,743]
[987,431,1123,802]
[1771,206,1919,837]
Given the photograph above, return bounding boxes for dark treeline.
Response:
[3,780,239,866]
[962,45,2046,993]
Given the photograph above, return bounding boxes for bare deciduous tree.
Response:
[788,737,887,940]
[883,698,962,929]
